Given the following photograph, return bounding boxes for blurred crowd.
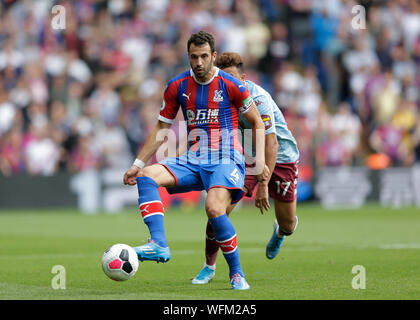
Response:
[0,0,419,177]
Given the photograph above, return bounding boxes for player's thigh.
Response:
[268,162,298,225]
[268,162,298,203]
[205,187,232,218]
[202,162,246,206]
[141,164,176,188]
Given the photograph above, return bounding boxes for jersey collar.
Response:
[190,67,219,85]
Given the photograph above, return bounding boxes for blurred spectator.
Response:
[69,134,101,172]
[0,126,24,175]
[413,117,420,162]
[0,89,16,135]
[258,22,290,82]
[23,121,60,176]
[94,119,132,169]
[330,102,362,163]
[371,71,401,126]
[89,76,121,124]
[316,128,351,167]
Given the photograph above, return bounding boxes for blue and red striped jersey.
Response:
[158,67,254,161]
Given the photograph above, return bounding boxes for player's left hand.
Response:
[255,182,270,214]
[256,164,270,183]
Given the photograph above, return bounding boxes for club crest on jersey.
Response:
[213,90,224,102]
[261,114,273,130]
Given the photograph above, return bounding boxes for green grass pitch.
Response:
[0,203,419,300]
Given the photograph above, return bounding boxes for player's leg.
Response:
[266,199,297,259]
[274,199,298,236]
[133,164,176,263]
[136,153,204,263]
[266,162,299,259]
[192,188,231,285]
[193,187,245,283]
[205,185,249,290]
[192,202,239,285]
[193,175,254,285]
[139,164,177,186]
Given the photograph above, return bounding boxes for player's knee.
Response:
[278,218,297,236]
[205,203,225,219]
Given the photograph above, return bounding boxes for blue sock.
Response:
[137,176,168,248]
[208,214,244,278]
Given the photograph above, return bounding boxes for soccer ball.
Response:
[102,244,139,281]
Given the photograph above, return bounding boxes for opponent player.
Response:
[123,32,268,290]
[192,52,300,284]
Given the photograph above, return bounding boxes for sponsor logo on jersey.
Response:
[186,109,219,125]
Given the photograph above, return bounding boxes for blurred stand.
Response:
[0,0,420,212]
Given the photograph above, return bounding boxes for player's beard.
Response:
[193,57,214,82]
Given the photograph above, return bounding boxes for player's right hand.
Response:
[123,165,142,185]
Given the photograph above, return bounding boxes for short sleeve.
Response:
[228,79,254,114]
[253,95,276,135]
[158,82,180,124]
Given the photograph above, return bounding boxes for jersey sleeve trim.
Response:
[158,115,174,124]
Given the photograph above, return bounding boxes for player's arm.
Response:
[242,105,271,213]
[229,80,269,180]
[241,104,269,182]
[253,132,278,213]
[124,81,179,186]
[250,94,278,213]
[258,99,278,182]
[262,132,278,181]
[136,120,173,165]
[241,104,267,177]
[123,120,172,186]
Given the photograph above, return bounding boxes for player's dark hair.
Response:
[187,31,216,53]
[215,52,244,74]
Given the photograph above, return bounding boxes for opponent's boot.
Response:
[265,221,285,260]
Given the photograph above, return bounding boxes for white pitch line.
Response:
[377,243,420,249]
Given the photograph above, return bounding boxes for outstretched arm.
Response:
[123,120,172,185]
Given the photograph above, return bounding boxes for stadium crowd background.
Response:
[0,0,419,185]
